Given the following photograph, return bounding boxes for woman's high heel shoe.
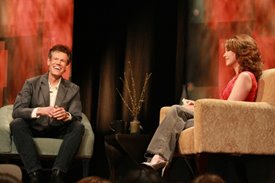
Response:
[141,154,168,176]
[141,160,167,171]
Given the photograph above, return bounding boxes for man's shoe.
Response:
[29,171,40,183]
[50,169,65,183]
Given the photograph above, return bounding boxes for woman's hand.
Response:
[182,98,195,111]
[182,98,195,106]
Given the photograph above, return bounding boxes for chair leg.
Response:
[82,159,90,177]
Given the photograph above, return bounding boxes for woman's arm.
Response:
[227,72,252,101]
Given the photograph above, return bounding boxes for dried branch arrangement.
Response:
[116,61,152,120]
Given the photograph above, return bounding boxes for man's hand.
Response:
[36,106,69,121]
[36,106,55,118]
[52,106,70,121]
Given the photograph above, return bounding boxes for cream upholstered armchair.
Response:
[159,69,275,157]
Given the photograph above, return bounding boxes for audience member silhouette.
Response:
[191,173,226,183]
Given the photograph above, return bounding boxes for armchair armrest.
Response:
[0,105,13,153]
[77,113,95,158]
[194,99,275,154]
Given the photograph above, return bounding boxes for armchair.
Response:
[0,104,94,177]
[159,68,275,157]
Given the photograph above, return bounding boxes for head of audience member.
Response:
[77,176,111,183]
[191,173,226,183]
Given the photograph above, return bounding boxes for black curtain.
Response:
[72,0,188,135]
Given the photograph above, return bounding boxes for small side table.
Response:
[104,133,152,181]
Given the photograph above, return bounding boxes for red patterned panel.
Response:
[254,0,275,35]
[255,36,275,69]
[0,50,7,87]
[204,0,254,23]
[0,49,7,106]
[0,42,5,50]
[5,1,40,37]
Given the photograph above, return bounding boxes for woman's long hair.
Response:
[225,34,263,80]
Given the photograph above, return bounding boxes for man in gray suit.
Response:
[10,44,84,183]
